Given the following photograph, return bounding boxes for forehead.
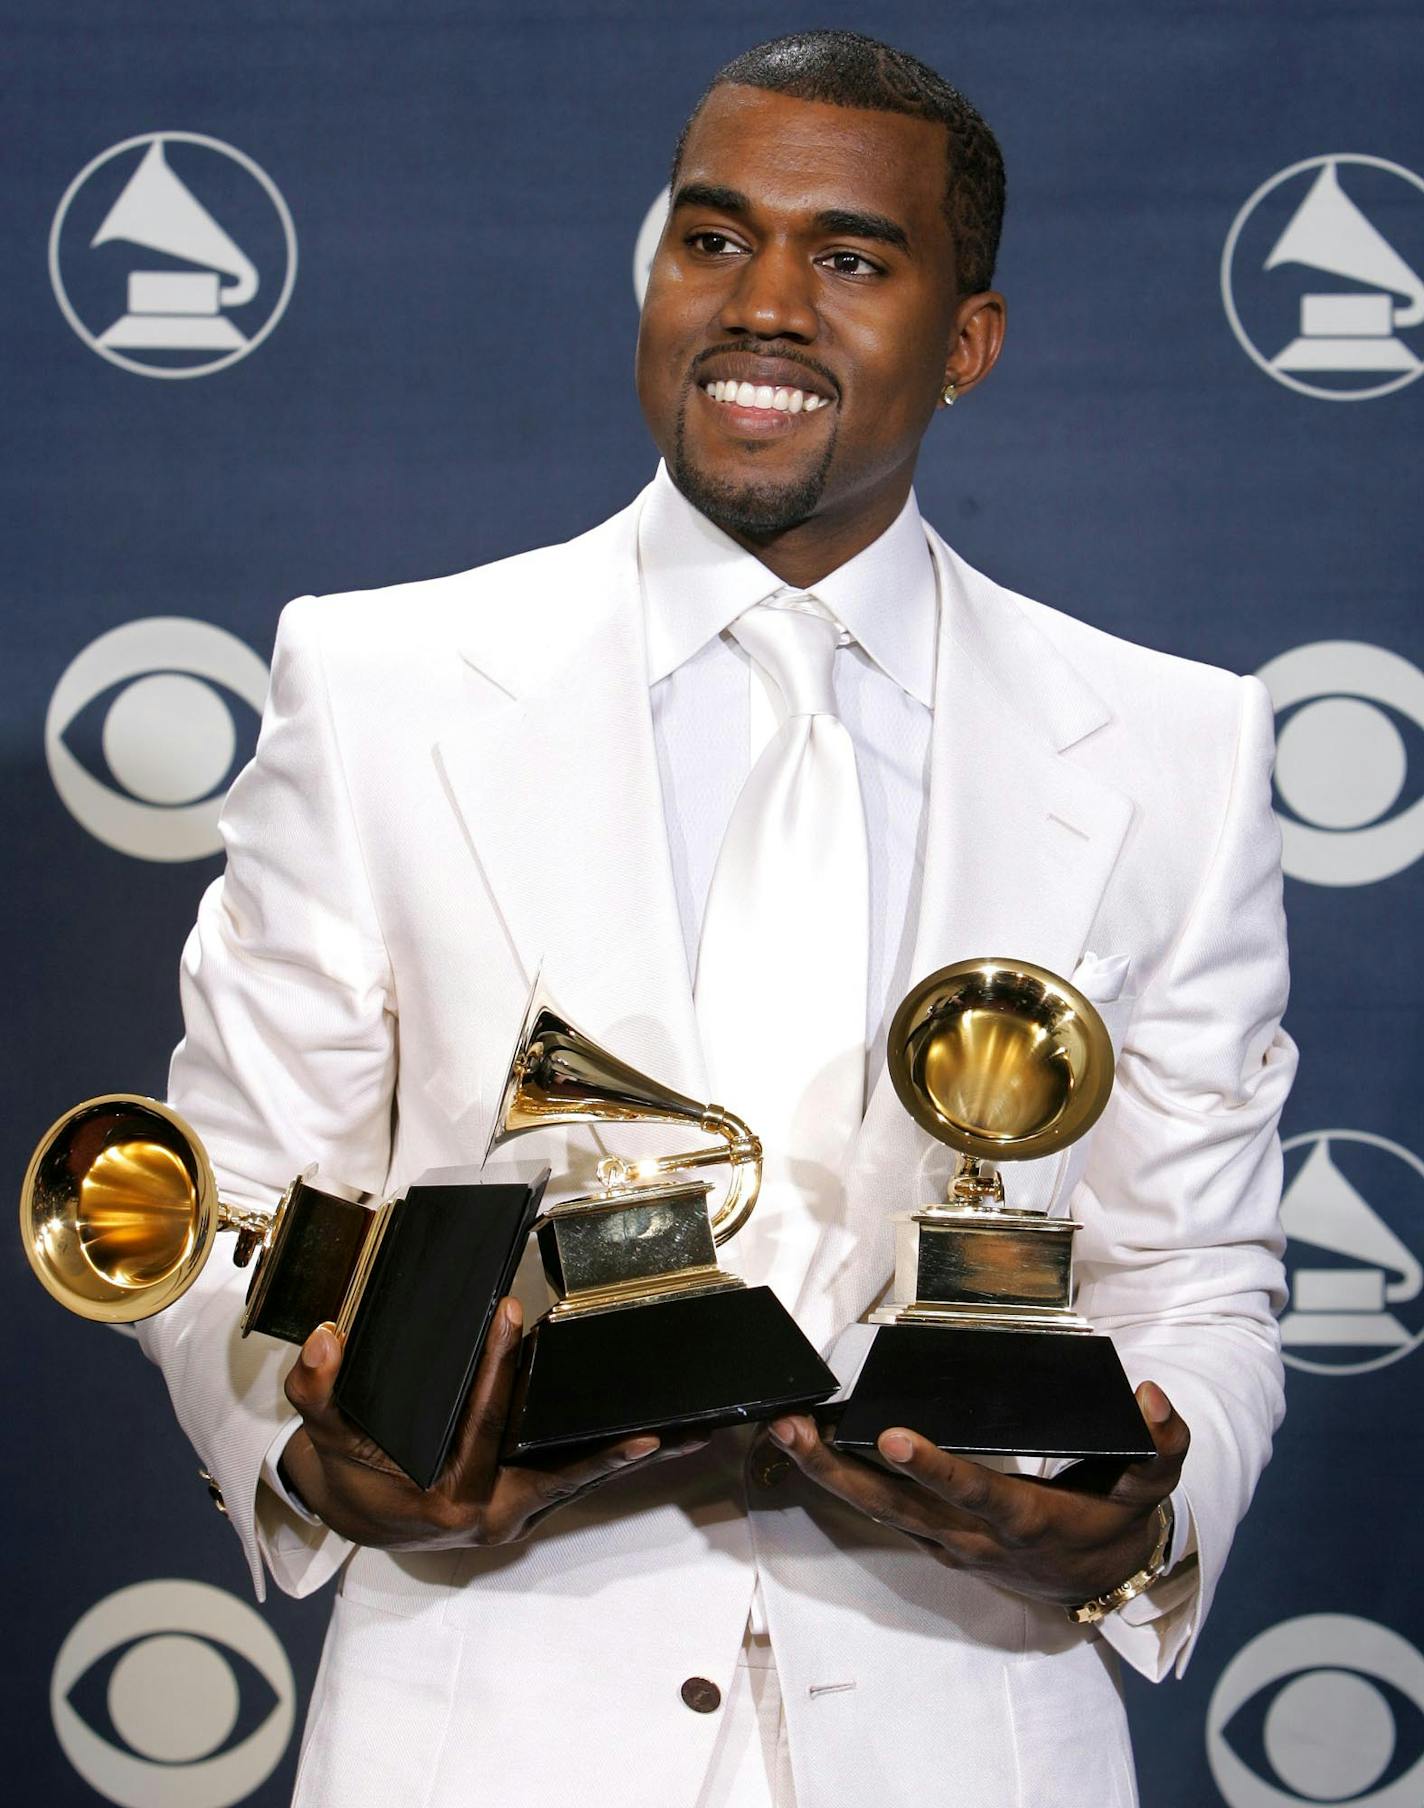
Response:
[678,84,951,239]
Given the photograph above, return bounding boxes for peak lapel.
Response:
[909,533,1134,984]
[801,532,1136,1344]
[433,494,706,1101]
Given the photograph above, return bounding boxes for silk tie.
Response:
[694,594,870,1307]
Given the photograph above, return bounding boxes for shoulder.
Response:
[932,530,1264,759]
[273,498,639,674]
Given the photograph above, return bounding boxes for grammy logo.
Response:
[1266,161,1423,377]
[50,132,297,378]
[1222,153,1424,400]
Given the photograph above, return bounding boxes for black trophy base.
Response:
[834,1325,1156,1461]
[504,1284,837,1460]
[332,1169,548,1488]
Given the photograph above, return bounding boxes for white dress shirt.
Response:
[639,461,937,1093]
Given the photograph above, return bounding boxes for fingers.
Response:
[446,1297,525,1499]
[874,1430,1048,1545]
[490,1431,711,1541]
[768,1417,985,1552]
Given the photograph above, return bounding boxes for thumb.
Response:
[1135,1380,1191,1470]
[284,1321,344,1420]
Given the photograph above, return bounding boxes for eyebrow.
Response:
[671,184,913,257]
[672,182,751,216]
[812,209,911,256]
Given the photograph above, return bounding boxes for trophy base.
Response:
[833,1324,1155,1461]
[332,1169,549,1488]
[504,1284,837,1459]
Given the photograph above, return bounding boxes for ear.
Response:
[941,291,1007,402]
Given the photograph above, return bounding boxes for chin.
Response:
[671,416,837,539]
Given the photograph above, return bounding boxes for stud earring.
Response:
[942,381,958,407]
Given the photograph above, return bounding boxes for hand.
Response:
[761,1381,1188,1606]
[278,1297,705,1550]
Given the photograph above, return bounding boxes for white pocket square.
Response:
[1070,950,1131,1006]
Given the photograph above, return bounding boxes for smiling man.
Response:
[143,30,1294,1808]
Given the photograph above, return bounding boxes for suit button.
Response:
[680,1677,722,1714]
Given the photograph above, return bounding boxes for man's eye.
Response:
[820,250,882,277]
[687,231,745,256]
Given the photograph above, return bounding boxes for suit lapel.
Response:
[800,530,1136,1343]
[433,492,706,1102]
[434,492,1135,1342]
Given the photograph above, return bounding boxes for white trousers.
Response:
[694,1630,797,1808]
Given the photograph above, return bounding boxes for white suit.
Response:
[143,481,1294,1808]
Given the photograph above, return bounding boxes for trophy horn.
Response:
[888,959,1113,1180]
[20,1095,271,1324]
[486,983,762,1244]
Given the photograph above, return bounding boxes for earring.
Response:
[942,381,958,407]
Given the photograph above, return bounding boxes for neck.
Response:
[707,471,917,589]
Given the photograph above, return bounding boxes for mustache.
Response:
[689,342,841,399]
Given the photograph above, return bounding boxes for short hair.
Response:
[671,30,1006,296]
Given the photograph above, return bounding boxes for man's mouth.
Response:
[701,379,830,416]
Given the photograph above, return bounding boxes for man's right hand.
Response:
[278,1297,703,1549]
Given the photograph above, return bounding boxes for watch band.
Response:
[1066,1499,1174,1626]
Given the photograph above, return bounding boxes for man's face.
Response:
[636,84,976,542]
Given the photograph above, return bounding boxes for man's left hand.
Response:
[762,1381,1188,1606]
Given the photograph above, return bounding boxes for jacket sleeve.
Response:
[137,595,397,1600]
[1074,673,1296,1680]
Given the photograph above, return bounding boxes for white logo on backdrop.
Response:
[52,1579,295,1807]
[50,133,297,378]
[1256,642,1424,886]
[634,186,670,306]
[1207,1614,1424,1807]
[46,617,269,862]
[1278,1131,1424,1376]
[1222,154,1424,400]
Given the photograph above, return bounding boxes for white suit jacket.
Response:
[143,483,1294,1808]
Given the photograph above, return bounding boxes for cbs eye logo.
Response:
[51,1579,295,1807]
[46,617,268,862]
[1207,1614,1424,1807]
[1257,642,1424,887]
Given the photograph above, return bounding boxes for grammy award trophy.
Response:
[835,959,1155,1461]
[20,1095,546,1486]
[486,986,837,1458]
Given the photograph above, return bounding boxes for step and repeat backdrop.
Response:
[4,2,1422,1803]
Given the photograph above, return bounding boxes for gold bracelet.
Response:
[1066,1500,1174,1626]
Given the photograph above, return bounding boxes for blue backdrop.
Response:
[6,3,1423,1803]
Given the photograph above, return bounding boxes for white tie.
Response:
[694,595,870,1307]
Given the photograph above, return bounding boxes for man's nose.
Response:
[717,243,817,342]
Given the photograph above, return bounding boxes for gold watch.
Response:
[1066,1500,1174,1625]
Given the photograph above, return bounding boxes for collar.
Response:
[639,462,936,706]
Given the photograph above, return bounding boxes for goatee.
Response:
[671,399,838,539]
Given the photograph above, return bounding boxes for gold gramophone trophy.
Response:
[20,1096,547,1486]
[486,986,837,1458]
[835,959,1155,1461]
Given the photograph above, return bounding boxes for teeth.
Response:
[706,381,830,414]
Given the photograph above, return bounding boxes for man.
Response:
[142,31,1294,1808]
